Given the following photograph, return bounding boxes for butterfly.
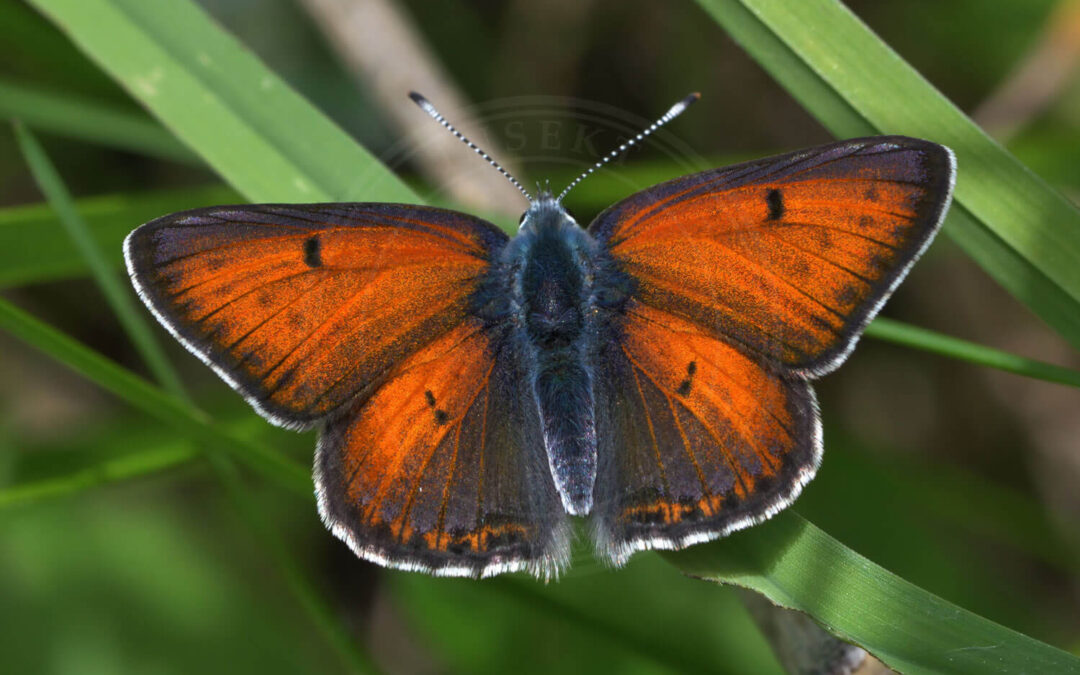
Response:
[125,93,955,579]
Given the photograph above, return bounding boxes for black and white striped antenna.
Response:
[556,92,700,202]
[409,92,533,203]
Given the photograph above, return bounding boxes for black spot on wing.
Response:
[425,389,450,425]
[303,235,322,267]
[766,189,784,220]
[676,361,697,396]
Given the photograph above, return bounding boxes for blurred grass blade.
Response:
[0,299,380,667]
[865,318,1080,389]
[0,298,309,495]
[666,514,1080,674]
[0,184,238,288]
[697,0,1080,349]
[0,79,198,163]
[14,120,188,399]
[25,0,416,204]
[205,452,380,675]
[490,578,719,673]
[14,123,376,674]
[0,445,198,508]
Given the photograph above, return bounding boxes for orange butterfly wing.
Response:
[588,137,954,560]
[127,203,568,576]
[590,137,955,375]
[316,320,568,577]
[592,301,818,563]
[125,203,500,428]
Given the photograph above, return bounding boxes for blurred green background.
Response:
[2,0,1079,672]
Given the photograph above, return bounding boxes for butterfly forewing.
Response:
[589,137,955,375]
[125,203,503,428]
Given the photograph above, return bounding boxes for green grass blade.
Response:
[0,445,198,508]
[0,185,238,288]
[0,298,309,496]
[0,79,198,163]
[666,513,1080,674]
[14,120,188,399]
[25,0,415,204]
[865,318,1080,389]
[697,0,1080,349]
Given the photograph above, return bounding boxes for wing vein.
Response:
[195,270,322,328]
[699,236,852,330]
[155,231,315,267]
[621,345,750,496]
[623,306,796,441]
[221,276,327,355]
[627,361,670,497]
[259,285,466,392]
[624,265,809,358]
[395,357,496,543]
[665,393,711,495]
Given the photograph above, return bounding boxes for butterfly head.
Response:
[518,190,578,233]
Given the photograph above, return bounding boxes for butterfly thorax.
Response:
[504,195,600,516]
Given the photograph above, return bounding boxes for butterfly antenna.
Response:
[409,92,533,202]
[556,92,700,203]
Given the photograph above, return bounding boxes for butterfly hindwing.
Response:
[125,203,505,428]
[589,136,955,375]
[592,301,819,564]
[315,319,568,577]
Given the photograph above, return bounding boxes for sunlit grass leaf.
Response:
[865,318,1080,389]
[696,0,1080,349]
[0,79,198,163]
[27,0,415,204]
[800,439,1074,643]
[666,514,1080,674]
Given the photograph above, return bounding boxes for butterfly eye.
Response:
[518,213,528,226]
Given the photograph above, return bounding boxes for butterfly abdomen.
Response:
[512,203,600,516]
